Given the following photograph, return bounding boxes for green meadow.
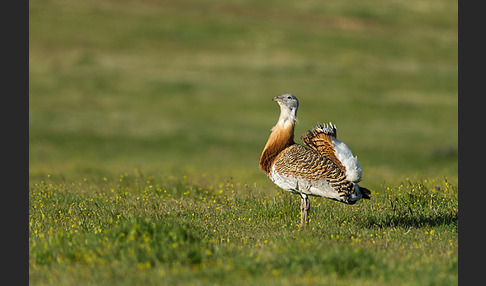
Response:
[30,0,458,285]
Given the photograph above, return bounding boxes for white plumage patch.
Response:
[331,137,362,183]
[269,165,342,201]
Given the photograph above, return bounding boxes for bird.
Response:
[259,94,371,227]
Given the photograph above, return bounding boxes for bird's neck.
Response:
[259,107,297,174]
[276,105,297,127]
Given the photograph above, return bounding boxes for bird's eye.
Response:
[287,96,292,99]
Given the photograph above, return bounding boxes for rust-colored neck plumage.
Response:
[259,95,299,175]
[259,120,296,175]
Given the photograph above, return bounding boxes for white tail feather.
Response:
[331,137,362,182]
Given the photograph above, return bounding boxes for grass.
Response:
[29,0,457,284]
[29,175,457,285]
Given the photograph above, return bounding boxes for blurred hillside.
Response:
[29,0,458,189]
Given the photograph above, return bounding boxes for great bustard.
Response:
[259,94,371,227]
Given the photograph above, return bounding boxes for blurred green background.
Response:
[29,0,458,190]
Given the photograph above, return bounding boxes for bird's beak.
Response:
[272,96,281,102]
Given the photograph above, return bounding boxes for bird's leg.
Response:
[304,196,310,225]
[300,194,310,227]
[300,197,305,227]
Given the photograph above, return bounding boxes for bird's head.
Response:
[273,94,299,113]
[272,94,299,127]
